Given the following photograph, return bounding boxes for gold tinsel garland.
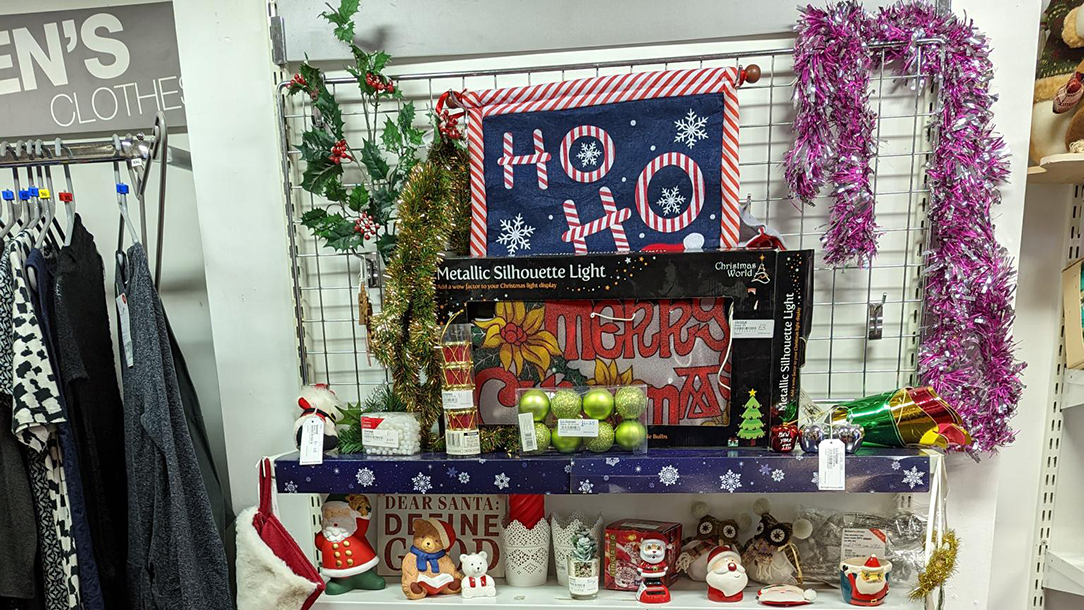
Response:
[909,530,958,602]
[370,136,516,452]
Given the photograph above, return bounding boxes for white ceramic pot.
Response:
[502,519,550,587]
[550,512,603,585]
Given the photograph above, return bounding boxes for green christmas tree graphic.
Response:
[737,389,765,440]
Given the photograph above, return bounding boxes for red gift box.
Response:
[603,519,682,591]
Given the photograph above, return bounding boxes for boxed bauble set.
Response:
[516,385,649,454]
[435,249,813,448]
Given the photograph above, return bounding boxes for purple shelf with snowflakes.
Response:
[570,448,932,494]
[273,452,573,495]
[274,447,932,495]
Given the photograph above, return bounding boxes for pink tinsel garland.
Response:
[785,1,1023,451]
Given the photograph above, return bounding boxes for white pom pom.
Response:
[792,518,813,540]
[735,513,753,532]
[753,497,772,516]
[691,501,709,519]
[804,589,817,601]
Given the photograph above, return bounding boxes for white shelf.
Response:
[1045,548,1084,597]
[1062,369,1084,410]
[1028,153,1084,184]
[312,578,919,609]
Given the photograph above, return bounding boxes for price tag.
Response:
[732,319,774,339]
[557,418,599,438]
[116,294,134,368]
[447,429,480,455]
[568,575,599,596]
[818,438,845,491]
[298,417,325,465]
[361,427,400,449]
[442,389,474,411]
[841,528,887,559]
[518,412,537,452]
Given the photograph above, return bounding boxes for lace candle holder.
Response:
[552,512,604,585]
[502,518,550,588]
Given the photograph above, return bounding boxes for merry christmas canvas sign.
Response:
[456,67,743,257]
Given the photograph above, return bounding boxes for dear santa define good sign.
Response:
[458,68,741,257]
[375,494,505,577]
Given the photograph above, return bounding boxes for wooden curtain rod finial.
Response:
[741,64,761,85]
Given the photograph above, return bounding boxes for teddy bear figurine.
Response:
[676,501,751,581]
[460,551,497,599]
[740,498,812,586]
[1031,0,1084,162]
[400,518,462,600]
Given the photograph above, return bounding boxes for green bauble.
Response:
[551,390,583,420]
[585,421,615,453]
[582,388,615,420]
[534,423,552,451]
[615,386,647,419]
[615,420,647,450]
[551,428,583,453]
[518,389,551,422]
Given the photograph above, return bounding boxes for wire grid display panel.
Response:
[280,42,937,407]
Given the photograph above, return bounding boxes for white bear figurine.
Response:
[460,551,496,599]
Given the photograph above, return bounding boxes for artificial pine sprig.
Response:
[287,0,425,260]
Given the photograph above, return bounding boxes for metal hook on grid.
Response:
[867,293,887,340]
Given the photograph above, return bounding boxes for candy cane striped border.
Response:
[464,67,741,256]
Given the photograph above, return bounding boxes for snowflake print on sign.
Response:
[811,472,819,485]
[577,141,601,166]
[283,480,298,493]
[412,472,432,494]
[759,464,772,476]
[892,460,902,471]
[579,480,594,494]
[658,465,680,486]
[902,466,925,490]
[356,468,375,487]
[494,472,510,490]
[447,467,458,479]
[719,470,742,493]
[674,109,708,149]
[605,457,620,466]
[771,469,784,482]
[656,186,686,216]
[496,214,535,256]
[458,472,470,484]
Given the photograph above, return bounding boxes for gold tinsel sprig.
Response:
[909,530,958,601]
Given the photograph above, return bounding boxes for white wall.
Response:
[0,0,229,495]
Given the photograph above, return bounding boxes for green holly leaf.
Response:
[360,139,390,181]
[347,184,369,212]
[324,179,348,204]
[320,0,360,44]
[381,117,402,151]
[301,162,343,196]
[300,208,328,227]
[397,103,424,145]
[298,128,336,161]
[376,232,398,258]
[371,51,391,74]
[328,232,364,251]
[368,185,398,224]
[313,89,345,139]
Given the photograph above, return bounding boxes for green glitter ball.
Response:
[585,421,615,453]
[615,386,647,419]
[551,390,583,420]
[534,423,552,451]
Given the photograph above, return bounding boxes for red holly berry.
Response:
[292,73,308,88]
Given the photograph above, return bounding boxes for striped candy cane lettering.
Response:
[559,125,615,183]
[497,129,550,190]
[561,187,632,253]
[634,152,705,234]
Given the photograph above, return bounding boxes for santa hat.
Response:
[862,555,886,574]
[706,545,742,571]
[422,518,457,550]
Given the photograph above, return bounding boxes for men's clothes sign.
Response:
[458,68,742,257]
[471,299,733,430]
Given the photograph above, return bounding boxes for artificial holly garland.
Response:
[785,1,1023,451]
[286,0,424,260]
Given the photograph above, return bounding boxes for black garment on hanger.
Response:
[116,244,231,610]
[0,394,36,601]
[51,217,126,609]
[163,313,234,538]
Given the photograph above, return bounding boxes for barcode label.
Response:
[518,412,537,452]
[362,427,400,449]
[557,418,599,437]
[298,417,325,465]
[442,389,474,411]
[818,438,846,491]
[446,429,480,456]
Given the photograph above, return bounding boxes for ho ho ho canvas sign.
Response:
[0,2,185,138]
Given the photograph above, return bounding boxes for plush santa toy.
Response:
[294,384,343,452]
[705,546,748,603]
[314,494,385,594]
[841,555,891,606]
[636,537,672,604]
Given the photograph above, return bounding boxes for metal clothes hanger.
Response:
[151,112,167,290]
[114,148,140,251]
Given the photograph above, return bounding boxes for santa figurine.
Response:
[705,546,748,603]
[840,555,891,607]
[294,384,343,452]
[315,494,386,594]
[636,537,672,604]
